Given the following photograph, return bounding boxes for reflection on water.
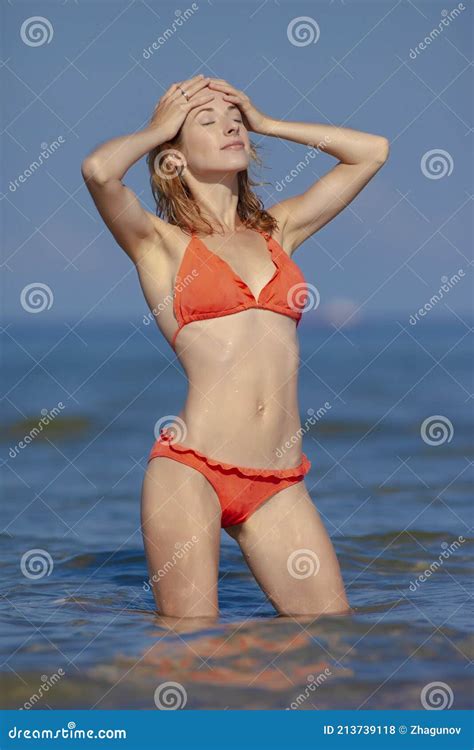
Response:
[1,320,473,709]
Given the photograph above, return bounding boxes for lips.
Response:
[222,141,244,150]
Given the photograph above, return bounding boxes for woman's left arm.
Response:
[207,78,390,255]
[261,119,390,255]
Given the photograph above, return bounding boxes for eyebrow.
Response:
[194,104,240,118]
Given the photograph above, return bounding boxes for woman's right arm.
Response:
[81,126,167,265]
[81,75,213,265]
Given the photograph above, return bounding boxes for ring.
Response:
[178,86,189,101]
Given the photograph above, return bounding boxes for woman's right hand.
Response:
[149,74,215,142]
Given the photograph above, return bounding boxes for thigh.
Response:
[141,456,222,618]
[227,480,351,616]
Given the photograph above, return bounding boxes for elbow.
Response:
[81,156,107,184]
[373,137,390,164]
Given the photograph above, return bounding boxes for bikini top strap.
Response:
[255,227,272,243]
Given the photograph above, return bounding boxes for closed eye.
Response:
[202,119,243,126]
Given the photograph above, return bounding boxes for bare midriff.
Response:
[170,307,304,470]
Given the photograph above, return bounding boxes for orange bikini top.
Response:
[171,228,309,349]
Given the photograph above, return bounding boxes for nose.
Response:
[225,119,239,135]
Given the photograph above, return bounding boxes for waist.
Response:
[168,402,305,469]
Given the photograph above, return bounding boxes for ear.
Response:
[158,150,187,179]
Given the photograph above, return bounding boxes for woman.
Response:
[81,74,389,619]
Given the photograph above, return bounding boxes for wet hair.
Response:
[146,127,278,237]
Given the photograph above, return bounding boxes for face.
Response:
[179,90,250,176]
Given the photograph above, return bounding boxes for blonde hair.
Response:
[146,133,278,237]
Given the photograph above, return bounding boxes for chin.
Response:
[218,153,249,167]
[199,157,249,176]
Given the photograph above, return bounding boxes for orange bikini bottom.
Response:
[147,429,312,528]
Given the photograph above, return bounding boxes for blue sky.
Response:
[2,0,472,325]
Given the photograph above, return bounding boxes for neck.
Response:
[186,172,242,232]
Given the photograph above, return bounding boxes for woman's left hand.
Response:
[206,78,271,134]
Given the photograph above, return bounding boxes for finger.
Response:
[209,82,240,97]
[185,92,216,110]
[159,82,181,103]
[168,74,205,95]
[171,77,210,102]
[171,91,207,104]
[181,73,207,88]
[160,83,178,107]
[222,93,243,104]
[169,83,194,101]
[209,78,236,88]
[186,77,211,97]
[168,81,185,97]
[208,80,234,91]
[207,77,229,85]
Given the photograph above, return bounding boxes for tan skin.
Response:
[81,74,389,619]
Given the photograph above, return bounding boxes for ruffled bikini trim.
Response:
[152,429,311,479]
